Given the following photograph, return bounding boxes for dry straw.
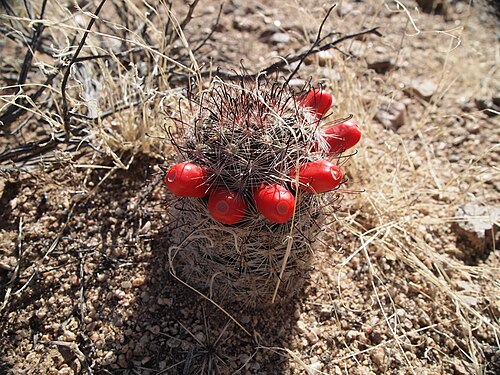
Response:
[2,0,498,372]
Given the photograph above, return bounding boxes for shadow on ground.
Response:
[0,154,304,374]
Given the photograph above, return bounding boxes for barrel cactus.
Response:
[164,76,361,307]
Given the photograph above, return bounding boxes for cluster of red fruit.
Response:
[164,89,361,225]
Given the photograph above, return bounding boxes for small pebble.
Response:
[337,2,354,17]
[63,330,77,342]
[375,99,406,130]
[117,354,128,368]
[270,32,290,45]
[132,277,146,287]
[317,50,335,66]
[296,320,308,334]
[157,297,173,306]
[114,289,126,299]
[366,47,394,74]
[121,281,132,289]
[461,295,478,306]
[371,348,386,368]
[195,332,206,343]
[405,79,437,101]
[306,329,319,344]
[57,367,72,375]
[102,351,117,366]
[346,330,359,341]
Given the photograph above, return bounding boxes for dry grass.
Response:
[313,2,499,373]
[0,0,199,170]
[1,0,499,374]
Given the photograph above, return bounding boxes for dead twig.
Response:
[192,3,223,53]
[0,0,49,128]
[286,4,336,84]
[61,0,108,140]
[72,250,97,374]
[0,218,23,313]
[179,0,201,30]
[273,27,382,78]
[0,129,98,168]
[170,27,382,84]
[17,0,48,88]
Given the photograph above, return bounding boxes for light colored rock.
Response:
[465,121,480,134]
[102,350,117,366]
[233,16,257,32]
[460,295,478,306]
[57,367,72,375]
[375,99,406,130]
[405,79,437,101]
[337,2,354,17]
[349,40,365,56]
[121,280,132,289]
[296,320,308,334]
[309,356,323,371]
[371,348,386,368]
[270,32,290,45]
[453,202,500,262]
[202,5,216,15]
[346,330,359,341]
[317,50,335,66]
[63,330,77,342]
[366,47,394,74]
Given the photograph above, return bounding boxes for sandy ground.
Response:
[1,0,499,374]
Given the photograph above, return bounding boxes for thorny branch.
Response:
[266,27,382,77]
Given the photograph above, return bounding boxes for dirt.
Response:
[1,0,499,374]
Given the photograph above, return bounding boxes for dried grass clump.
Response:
[315,21,500,372]
[167,77,345,307]
[0,0,211,169]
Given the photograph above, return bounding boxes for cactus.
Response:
[165,76,359,307]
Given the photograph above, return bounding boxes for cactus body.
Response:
[167,77,345,306]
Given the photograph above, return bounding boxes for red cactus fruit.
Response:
[208,188,247,225]
[323,120,361,154]
[165,161,210,197]
[289,160,343,193]
[253,183,295,224]
[300,88,333,118]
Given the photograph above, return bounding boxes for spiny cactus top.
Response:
[164,77,361,226]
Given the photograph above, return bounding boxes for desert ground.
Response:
[0,0,499,374]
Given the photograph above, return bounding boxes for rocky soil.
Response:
[1,0,499,374]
